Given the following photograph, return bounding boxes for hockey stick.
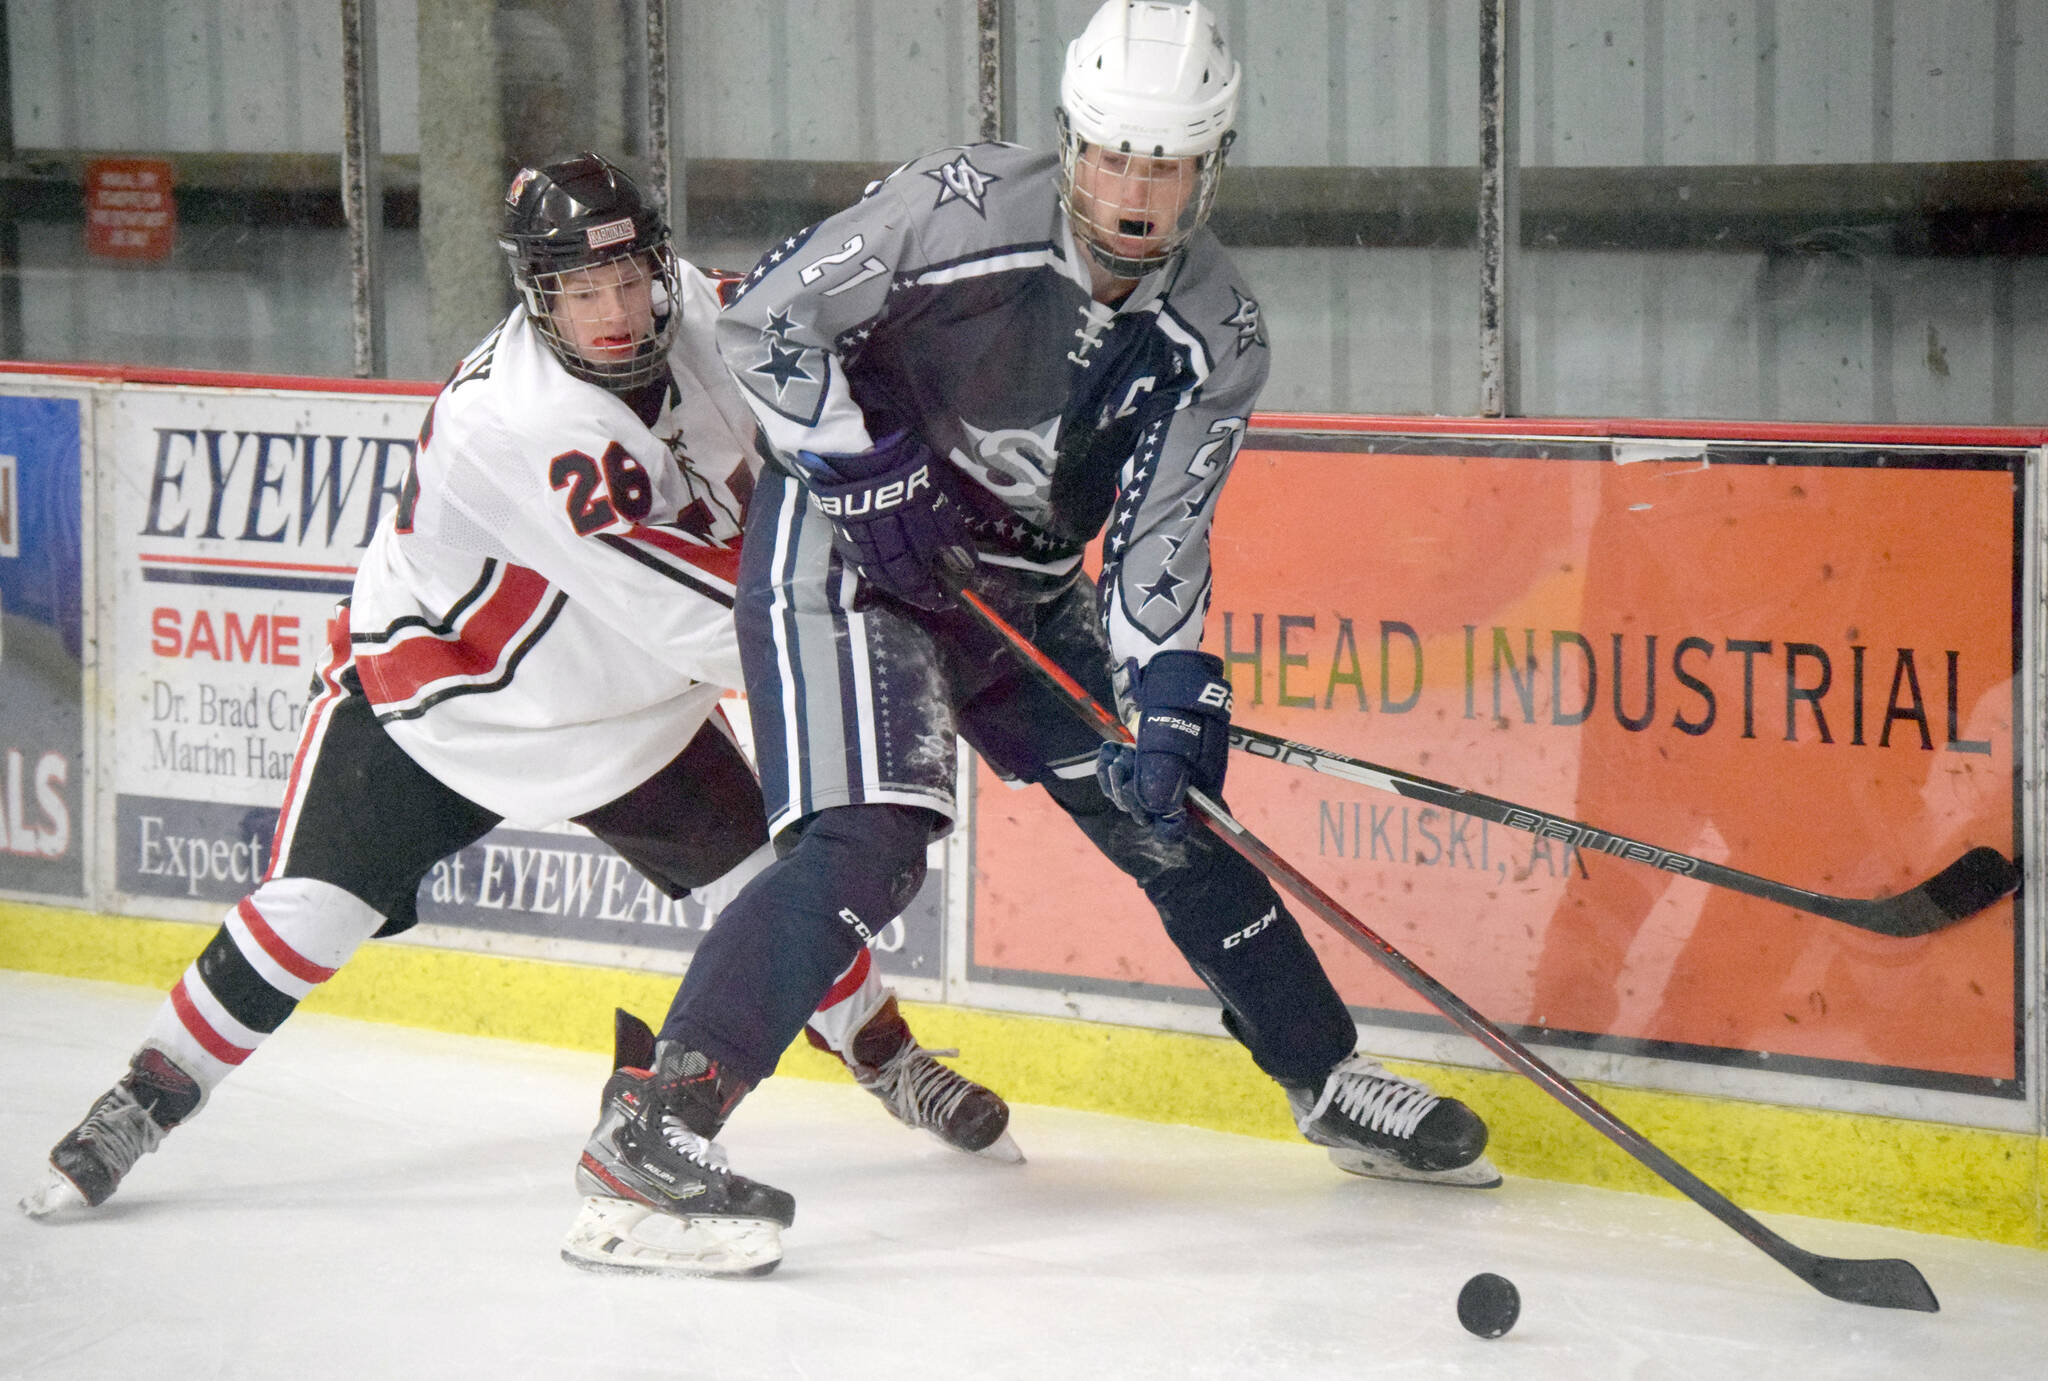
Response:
[951,586,1938,1313]
[1225,725,2016,939]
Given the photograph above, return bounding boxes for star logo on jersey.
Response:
[925,153,1001,216]
[1224,289,1264,356]
[763,308,799,342]
[948,415,1061,527]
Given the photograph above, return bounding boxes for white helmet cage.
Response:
[1057,0,1241,279]
[499,153,684,392]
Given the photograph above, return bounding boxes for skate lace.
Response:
[867,1044,975,1132]
[1320,1059,1440,1141]
[77,1087,165,1179]
[658,1113,731,1172]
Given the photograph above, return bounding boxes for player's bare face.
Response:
[1068,145,1198,272]
[548,256,657,366]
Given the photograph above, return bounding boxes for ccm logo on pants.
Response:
[1221,906,1276,950]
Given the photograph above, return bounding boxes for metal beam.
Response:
[341,0,387,377]
[976,0,1013,144]
[647,0,689,248]
[1478,0,1519,417]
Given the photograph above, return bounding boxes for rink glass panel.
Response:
[969,423,2023,1098]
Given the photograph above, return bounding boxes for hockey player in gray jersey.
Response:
[646,0,1500,1210]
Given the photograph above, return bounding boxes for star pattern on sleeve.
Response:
[734,231,809,301]
[1140,566,1185,609]
[750,340,814,397]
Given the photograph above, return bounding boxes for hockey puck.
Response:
[1456,1272,1519,1338]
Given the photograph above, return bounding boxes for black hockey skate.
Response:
[1289,1053,1502,1189]
[563,1010,794,1279]
[809,994,1023,1163]
[21,1047,204,1218]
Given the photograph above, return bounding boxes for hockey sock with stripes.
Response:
[137,877,388,1097]
[801,947,886,1054]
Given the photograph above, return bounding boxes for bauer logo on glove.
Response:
[811,461,935,518]
[794,430,977,611]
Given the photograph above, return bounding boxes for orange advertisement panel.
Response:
[970,431,2022,1096]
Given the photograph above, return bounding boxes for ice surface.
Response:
[4,970,2044,1380]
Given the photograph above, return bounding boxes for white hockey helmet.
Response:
[1057,0,1240,278]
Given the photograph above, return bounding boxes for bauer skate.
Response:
[563,1010,794,1280]
[809,993,1022,1163]
[1289,1053,1502,1189]
[21,1047,204,1217]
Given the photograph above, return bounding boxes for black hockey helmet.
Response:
[498,152,684,390]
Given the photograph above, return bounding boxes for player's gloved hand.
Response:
[793,429,976,611]
[1095,651,1233,842]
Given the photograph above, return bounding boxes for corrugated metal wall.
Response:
[15,1,2041,167]
[5,0,2043,420]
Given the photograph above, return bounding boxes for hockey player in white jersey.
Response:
[21,155,1013,1277]
[640,0,1500,1221]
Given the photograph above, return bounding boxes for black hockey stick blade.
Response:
[1800,1254,1941,1312]
[950,587,1938,1312]
[1226,724,2017,938]
[1893,846,2024,934]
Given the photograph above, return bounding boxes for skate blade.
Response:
[19,1168,89,1219]
[1328,1147,1504,1189]
[959,1128,1025,1165]
[560,1195,783,1279]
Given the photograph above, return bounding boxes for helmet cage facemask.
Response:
[511,241,683,392]
[1056,107,1233,280]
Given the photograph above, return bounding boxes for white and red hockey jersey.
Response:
[348,267,760,826]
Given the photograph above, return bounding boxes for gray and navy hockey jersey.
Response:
[716,142,1268,681]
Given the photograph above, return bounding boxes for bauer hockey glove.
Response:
[794,429,976,611]
[1096,651,1233,842]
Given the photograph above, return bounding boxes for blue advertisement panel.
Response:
[0,393,86,899]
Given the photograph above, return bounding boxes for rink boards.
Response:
[0,364,2042,1245]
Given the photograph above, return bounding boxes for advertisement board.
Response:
[970,431,2023,1097]
[101,382,944,980]
[0,392,87,900]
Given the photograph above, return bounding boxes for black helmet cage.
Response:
[499,153,683,391]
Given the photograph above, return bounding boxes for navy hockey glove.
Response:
[794,429,976,611]
[1095,651,1233,842]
